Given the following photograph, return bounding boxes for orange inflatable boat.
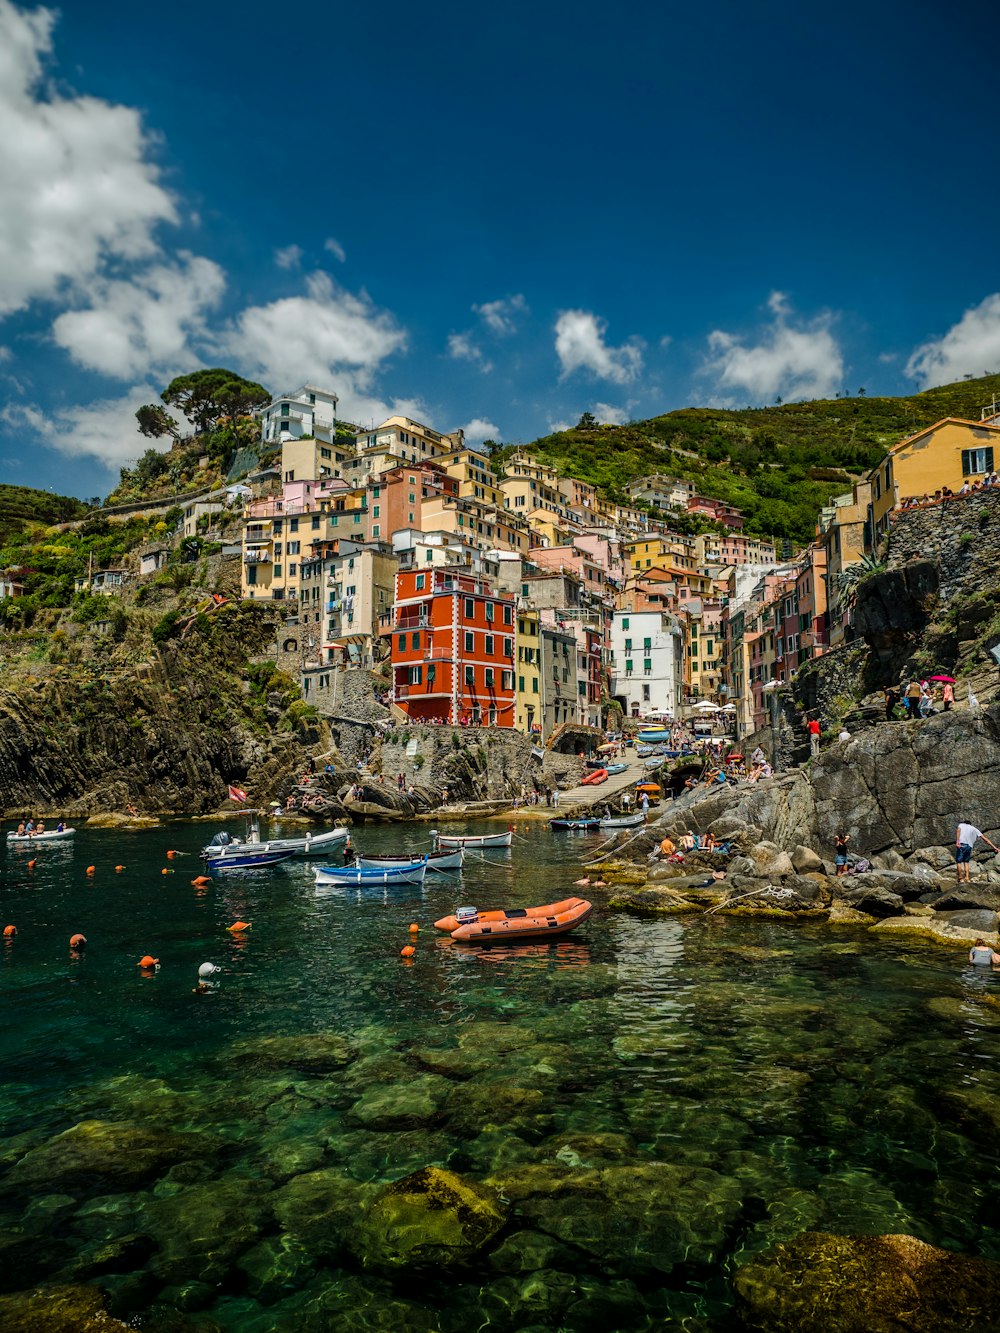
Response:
[434,897,593,944]
[581,768,607,785]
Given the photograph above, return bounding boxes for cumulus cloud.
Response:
[703,292,843,402]
[52,253,225,379]
[0,0,176,316]
[447,331,491,372]
[459,417,500,443]
[274,244,303,270]
[906,294,1000,388]
[324,237,347,263]
[474,294,527,336]
[2,383,163,472]
[592,402,629,426]
[220,270,407,421]
[554,310,643,385]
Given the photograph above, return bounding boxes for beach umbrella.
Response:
[722,702,737,711]
[928,675,956,683]
[693,701,720,711]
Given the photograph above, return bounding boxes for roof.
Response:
[884,417,1000,458]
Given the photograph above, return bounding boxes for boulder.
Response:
[224,1033,357,1073]
[6,1120,218,1193]
[353,1167,507,1270]
[935,908,999,933]
[933,888,1000,913]
[346,1074,452,1130]
[145,1177,274,1285]
[872,916,999,947]
[747,842,796,878]
[0,1283,128,1332]
[273,1169,377,1261]
[835,885,904,919]
[733,1230,1000,1332]
[791,845,824,873]
[607,886,700,915]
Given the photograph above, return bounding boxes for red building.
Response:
[390,566,516,725]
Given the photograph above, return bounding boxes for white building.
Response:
[608,609,684,719]
[261,386,339,445]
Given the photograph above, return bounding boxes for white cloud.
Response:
[474,294,527,336]
[592,402,629,426]
[906,294,1000,389]
[447,331,491,372]
[459,417,500,443]
[704,292,843,402]
[324,237,346,263]
[548,419,573,434]
[52,253,225,379]
[274,244,303,270]
[554,310,643,385]
[0,0,176,317]
[2,382,163,472]
[220,271,407,423]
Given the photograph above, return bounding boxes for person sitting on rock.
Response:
[659,835,676,858]
[681,830,696,851]
[969,939,1000,966]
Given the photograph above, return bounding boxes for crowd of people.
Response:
[897,474,1000,510]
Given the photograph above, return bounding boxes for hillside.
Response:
[506,372,1000,546]
[0,485,89,550]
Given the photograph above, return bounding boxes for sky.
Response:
[1,0,999,499]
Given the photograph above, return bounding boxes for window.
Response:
[288,541,300,555]
[290,518,299,533]
[372,525,380,537]
[485,634,494,655]
[519,674,525,692]
[465,665,474,685]
[504,637,513,658]
[464,631,474,652]
[532,678,539,693]
[288,563,297,577]
[644,658,652,674]
[311,516,321,531]
[962,447,994,475]
[642,684,651,701]
[272,564,282,578]
[411,633,420,650]
[415,573,425,590]
[427,664,436,682]
[643,637,651,651]
[373,486,380,498]
[486,602,494,622]
[320,447,331,459]
[706,639,714,655]
[465,598,474,618]
[624,638,632,653]
[274,542,283,557]
[622,617,629,630]
[398,634,406,652]
[625,659,633,676]
[502,670,513,690]
[503,604,513,625]
[408,665,422,685]
[485,668,494,688]
[373,506,380,518]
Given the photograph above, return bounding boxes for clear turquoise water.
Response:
[2,820,999,1330]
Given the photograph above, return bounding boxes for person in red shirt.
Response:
[807,717,822,758]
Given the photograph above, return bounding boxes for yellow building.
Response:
[869,417,1000,539]
[441,448,505,506]
[280,437,349,483]
[515,608,542,733]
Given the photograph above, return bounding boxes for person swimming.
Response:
[969,939,1000,966]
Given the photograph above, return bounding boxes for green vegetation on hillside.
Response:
[503,372,1000,546]
[0,485,89,550]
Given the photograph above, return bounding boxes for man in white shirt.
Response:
[955,821,1000,883]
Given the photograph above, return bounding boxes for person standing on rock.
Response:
[904,679,922,719]
[807,717,821,757]
[954,821,1000,884]
[834,830,850,876]
[942,681,955,712]
[883,686,900,721]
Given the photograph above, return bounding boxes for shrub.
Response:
[151,608,181,643]
[960,532,976,547]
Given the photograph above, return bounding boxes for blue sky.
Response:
[2,0,999,498]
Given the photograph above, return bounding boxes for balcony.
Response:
[394,613,431,630]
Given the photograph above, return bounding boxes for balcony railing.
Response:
[394,613,430,630]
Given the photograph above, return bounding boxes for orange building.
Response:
[390,566,516,725]
[367,462,459,543]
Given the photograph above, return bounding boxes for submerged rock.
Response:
[354,1166,507,1270]
[733,1230,1000,1332]
[6,1120,219,1193]
[273,1168,377,1261]
[346,1074,452,1130]
[0,1283,128,1331]
[225,1033,357,1074]
[145,1177,274,1285]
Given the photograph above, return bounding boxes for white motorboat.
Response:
[432,829,513,850]
[7,827,75,844]
[201,811,348,862]
[358,848,465,872]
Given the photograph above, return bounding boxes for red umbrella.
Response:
[929,675,956,683]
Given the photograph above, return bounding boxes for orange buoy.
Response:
[85,866,95,876]
[400,944,416,958]
[191,876,212,887]
[161,868,174,875]
[137,955,159,969]
[3,925,16,937]
[27,859,36,870]
[166,850,176,859]
[408,922,420,934]
[115,865,126,873]
[69,933,87,948]
[227,921,251,933]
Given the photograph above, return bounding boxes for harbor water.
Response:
[2,819,999,1329]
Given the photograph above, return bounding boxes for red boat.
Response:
[581,768,607,785]
[433,897,593,945]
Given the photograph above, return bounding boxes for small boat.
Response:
[203,847,296,870]
[549,817,601,831]
[358,848,464,872]
[599,811,646,829]
[637,729,672,743]
[314,861,428,886]
[201,811,348,862]
[645,756,667,769]
[581,769,607,786]
[6,827,75,843]
[434,897,593,945]
[433,830,513,849]
[604,763,628,776]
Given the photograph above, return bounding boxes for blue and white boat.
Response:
[203,846,296,870]
[314,860,428,887]
[358,848,464,872]
[550,817,601,831]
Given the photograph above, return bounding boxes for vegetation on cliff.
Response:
[502,371,1000,545]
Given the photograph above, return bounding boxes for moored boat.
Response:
[549,817,601,831]
[7,827,75,843]
[201,812,348,862]
[604,763,628,776]
[314,861,428,886]
[433,830,513,849]
[358,848,464,872]
[203,847,296,870]
[598,811,646,829]
[434,897,593,944]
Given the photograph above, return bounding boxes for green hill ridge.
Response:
[506,372,1000,545]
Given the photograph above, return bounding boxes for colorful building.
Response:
[389,566,516,725]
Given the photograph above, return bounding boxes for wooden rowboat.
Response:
[358,848,464,872]
[433,830,512,849]
[434,897,592,945]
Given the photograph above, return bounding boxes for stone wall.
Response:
[376,725,584,801]
[882,489,1000,603]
